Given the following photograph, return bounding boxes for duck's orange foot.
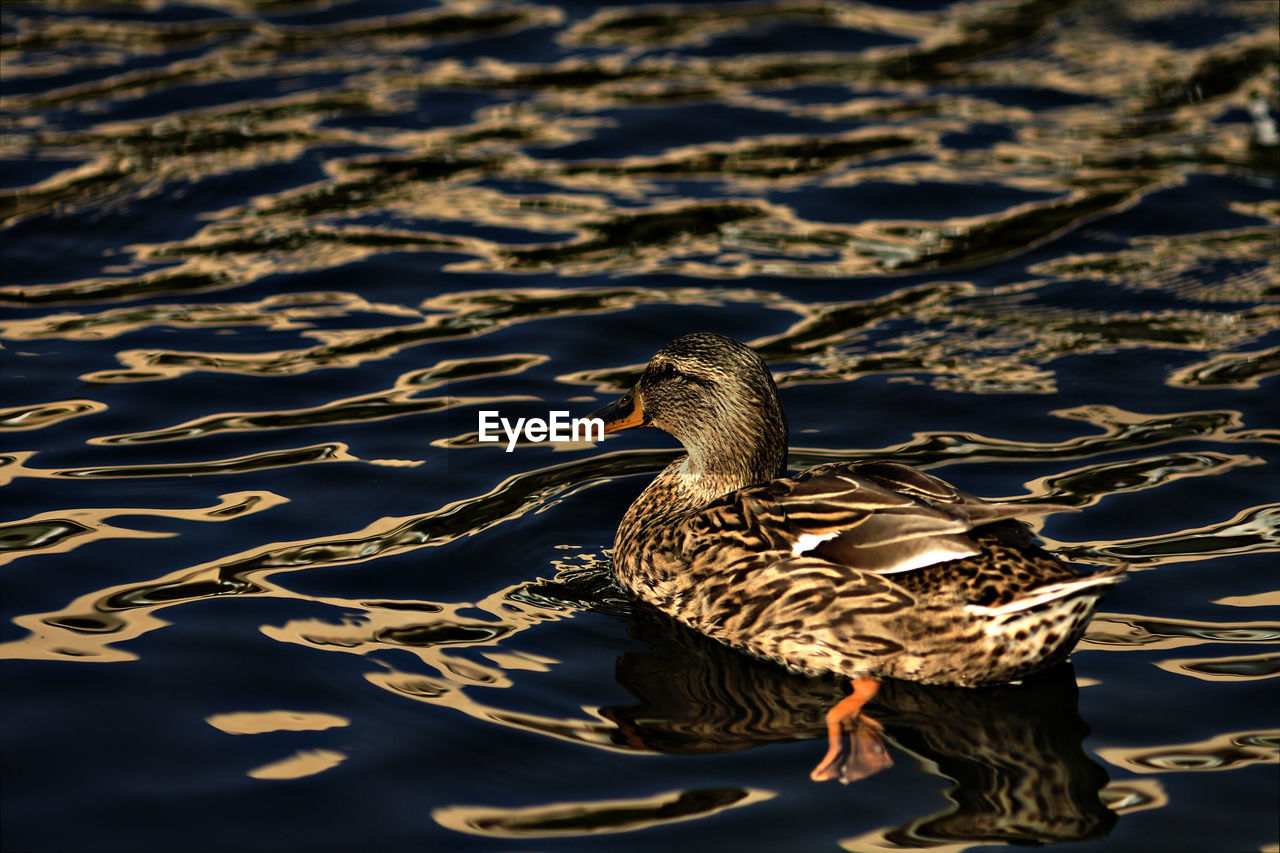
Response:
[810,716,891,783]
[810,678,892,784]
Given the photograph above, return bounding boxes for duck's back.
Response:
[613,460,1121,686]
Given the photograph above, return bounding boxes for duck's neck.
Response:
[614,410,788,568]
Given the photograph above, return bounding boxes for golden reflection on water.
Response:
[2,429,1270,837]
[1216,591,1280,608]
[0,491,286,566]
[1098,729,1280,774]
[206,710,349,735]
[262,565,651,755]
[205,710,352,779]
[3,442,357,479]
[92,352,546,444]
[1032,228,1280,304]
[563,2,936,49]
[2,0,1274,288]
[1082,613,1280,651]
[2,0,1278,846]
[1156,651,1280,682]
[1054,502,1280,570]
[1170,345,1280,389]
[3,409,1277,661]
[0,452,641,661]
[433,788,776,839]
[0,399,107,431]
[247,749,346,781]
[1097,778,1169,816]
[1082,612,1280,684]
[0,291,421,342]
[3,278,1276,403]
[1,454,1269,834]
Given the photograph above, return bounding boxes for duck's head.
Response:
[590,333,789,487]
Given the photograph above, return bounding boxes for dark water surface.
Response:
[2,1,1278,851]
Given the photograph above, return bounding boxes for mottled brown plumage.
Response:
[590,333,1122,687]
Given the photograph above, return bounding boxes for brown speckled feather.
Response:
[592,333,1123,686]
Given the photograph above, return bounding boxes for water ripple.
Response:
[2,0,1277,850]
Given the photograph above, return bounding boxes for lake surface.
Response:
[2,1,1278,851]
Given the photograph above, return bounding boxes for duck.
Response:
[588,332,1123,781]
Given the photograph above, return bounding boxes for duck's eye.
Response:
[649,365,716,393]
[647,363,680,383]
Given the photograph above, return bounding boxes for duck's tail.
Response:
[966,566,1126,671]
[968,567,1125,617]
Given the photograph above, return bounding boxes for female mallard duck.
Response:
[589,333,1122,779]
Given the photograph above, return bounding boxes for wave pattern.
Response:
[2,1,1278,852]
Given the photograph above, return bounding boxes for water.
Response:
[2,1,1277,851]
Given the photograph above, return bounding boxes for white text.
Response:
[477,411,604,452]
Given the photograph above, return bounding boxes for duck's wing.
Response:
[713,461,1070,575]
[806,461,1069,520]
[699,553,914,669]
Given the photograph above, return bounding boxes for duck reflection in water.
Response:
[596,601,1117,846]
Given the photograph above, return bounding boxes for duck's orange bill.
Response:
[588,390,650,434]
